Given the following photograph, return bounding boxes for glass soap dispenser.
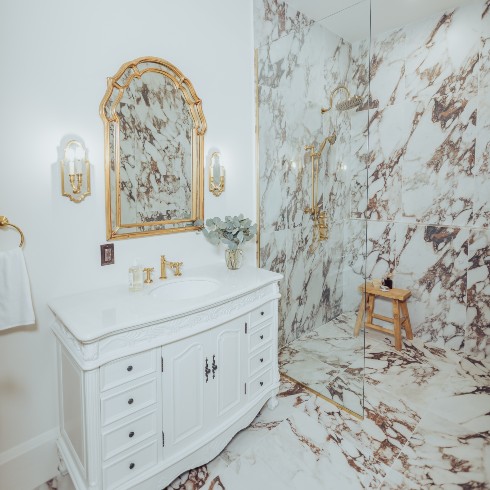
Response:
[128,259,143,291]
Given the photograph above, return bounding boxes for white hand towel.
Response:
[0,248,35,330]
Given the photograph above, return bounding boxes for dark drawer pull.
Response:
[260,335,264,340]
[260,358,264,363]
[128,398,134,405]
[129,431,134,438]
[129,462,135,470]
[260,381,264,386]
[260,311,264,316]
[127,365,133,372]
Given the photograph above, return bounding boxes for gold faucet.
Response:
[160,255,183,279]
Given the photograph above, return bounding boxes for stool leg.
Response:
[400,301,413,340]
[366,294,375,326]
[393,299,402,351]
[354,294,365,337]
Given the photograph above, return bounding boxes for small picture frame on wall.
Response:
[100,243,114,266]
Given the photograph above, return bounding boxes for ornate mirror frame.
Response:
[100,56,207,240]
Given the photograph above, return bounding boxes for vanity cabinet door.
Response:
[161,332,211,459]
[214,316,246,421]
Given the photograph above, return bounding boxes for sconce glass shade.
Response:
[60,139,91,203]
[209,151,225,197]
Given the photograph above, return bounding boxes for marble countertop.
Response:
[48,265,282,343]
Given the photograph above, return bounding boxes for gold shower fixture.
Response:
[304,131,336,251]
[321,85,362,114]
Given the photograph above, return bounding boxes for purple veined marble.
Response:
[256,0,490,422]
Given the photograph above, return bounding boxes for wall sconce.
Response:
[60,138,91,203]
[209,151,225,197]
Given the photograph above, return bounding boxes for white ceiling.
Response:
[284,0,472,42]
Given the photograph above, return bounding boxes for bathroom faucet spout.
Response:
[160,255,183,279]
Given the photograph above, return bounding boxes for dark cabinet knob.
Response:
[260,381,264,386]
[261,311,264,316]
[260,358,264,363]
[129,431,134,438]
[260,335,264,340]
[128,398,134,405]
[127,365,133,372]
[129,463,135,470]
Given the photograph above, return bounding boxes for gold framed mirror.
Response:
[100,56,207,240]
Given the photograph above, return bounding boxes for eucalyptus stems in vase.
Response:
[201,214,257,269]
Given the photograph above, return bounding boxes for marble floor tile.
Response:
[280,312,365,413]
[389,411,490,489]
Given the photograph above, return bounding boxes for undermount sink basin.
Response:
[149,277,221,301]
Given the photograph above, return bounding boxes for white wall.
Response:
[0,0,255,485]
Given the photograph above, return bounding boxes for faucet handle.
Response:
[172,262,183,276]
[143,267,154,284]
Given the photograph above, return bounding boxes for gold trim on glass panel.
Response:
[281,373,364,420]
[100,56,206,240]
[254,48,261,268]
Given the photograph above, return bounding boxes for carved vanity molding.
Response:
[50,266,281,490]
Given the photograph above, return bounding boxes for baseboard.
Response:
[0,428,59,490]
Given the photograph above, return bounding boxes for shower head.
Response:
[336,94,363,111]
[321,86,362,113]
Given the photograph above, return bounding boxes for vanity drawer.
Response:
[103,438,158,490]
[248,368,272,398]
[249,344,273,377]
[250,302,273,326]
[249,322,272,351]
[102,408,157,461]
[101,378,157,427]
[100,349,156,392]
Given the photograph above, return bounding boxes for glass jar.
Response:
[225,248,243,270]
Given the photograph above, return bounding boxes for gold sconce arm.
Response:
[60,138,91,203]
[209,151,225,197]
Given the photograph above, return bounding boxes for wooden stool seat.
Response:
[354,283,413,351]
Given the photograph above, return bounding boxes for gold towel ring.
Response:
[0,216,25,247]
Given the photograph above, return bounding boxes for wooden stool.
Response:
[354,284,413,351]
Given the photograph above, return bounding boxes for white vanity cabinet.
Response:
[161,315,245,460]
[49,266,282,490]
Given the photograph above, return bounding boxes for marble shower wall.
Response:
[346,0,490,360]
[255,0,367,346]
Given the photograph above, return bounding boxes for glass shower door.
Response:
[255,0,371,418]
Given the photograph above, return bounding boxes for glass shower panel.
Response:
[255,0,371,417]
